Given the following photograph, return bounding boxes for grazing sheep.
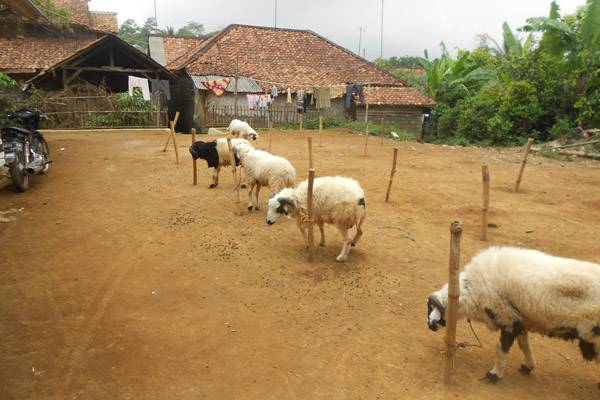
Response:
[227,119,259,142]
[427,246,600,385]
[189,138,251,188]
[233,142,295,211]
[266,176,366,262]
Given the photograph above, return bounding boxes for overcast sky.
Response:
[90,0,586,59]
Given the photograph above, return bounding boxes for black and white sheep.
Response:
[266,176,366,262]
[427,246,600,385]
[233,142,296,211]
[189,138,250,188]
[227,119,259,142]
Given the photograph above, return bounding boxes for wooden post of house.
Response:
[234,55,239,118]
[192,128,197,185]
[445,220,463,385]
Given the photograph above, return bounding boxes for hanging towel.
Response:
[247,94,259,110]
[271,85,278,97]
[286,88,292,103]
[202,78,230,96]
[150,79,171,100]
[314,86,331,109]
[329,84,346,99]
[128,76,151,101]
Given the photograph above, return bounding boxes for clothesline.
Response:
[230,74,382,92]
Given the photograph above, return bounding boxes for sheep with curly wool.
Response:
[227,119,259,142]
[233,142,295,211]
[189,138,251,188]
[266,176,366,262]
[427,246,600,385]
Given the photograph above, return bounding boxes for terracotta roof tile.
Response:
[364,86,435,107]
[157,36,208,66]
[172,25,407,92]
[49,0,90,26]
[0,35,96,72]
[89,11,118,33]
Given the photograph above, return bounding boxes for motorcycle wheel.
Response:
[9,149,30,192]
[33,134,51,174]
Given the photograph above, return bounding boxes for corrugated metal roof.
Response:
[191,75,262,93]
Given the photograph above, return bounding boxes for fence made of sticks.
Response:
[206,104,336,128]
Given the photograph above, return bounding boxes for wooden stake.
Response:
[192,128,197,185]
[380,117,384,145]
[481,164,490,241]
[445,220,463,385]
[515,138,534,193]
[268,120,273,153]
[163,111,180,152]
[306,168,316,262]
[308,137,313,170]
[385,148,398,202]
[363,83,370,156]
[226,138,240,203]
[318,114,323,147]
[169,120,179,164]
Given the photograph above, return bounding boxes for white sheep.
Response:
[189,138,251,188]
[227,119,259,142]
[233,142,296,211]
[266,176,366,262]
[427,246,600,385]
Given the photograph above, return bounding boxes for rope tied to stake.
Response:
[455,320,483,349]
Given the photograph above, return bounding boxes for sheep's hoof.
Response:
[519,364,533,375]
[319,242,325,247]
[241,183,247,189]
[209,184,217,189]
[248,205,253,211]
[336,256,346,263]
[351,242,356,247]
[254,206,260,211]
[484,372,500,384]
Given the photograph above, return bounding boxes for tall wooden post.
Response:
[363,83,370,156]
[226,138,240,203]
[169,120,179,164]
[380,117,384,145]
[306,169,316,261]
[192,128,197,185]
[163,111,180,152]
[481,164,490,240]
[300,114,304,131]
[318,114,323,147]
[269,121,273,153]
[234,55,239,118]
[385,148,398,202]
[308,137,313,170]
[445,220,463,385]
[515,138,534,193]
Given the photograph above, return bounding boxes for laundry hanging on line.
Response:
[314,86,331,109]
[329,84,346,99]
[271,85,278,97]
[150,79,171,101]
[128,76,151,101]
[202,78,230,96]
[286,88,292,103]
[345,83,366,109]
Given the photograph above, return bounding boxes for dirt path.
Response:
[1,129,599,399]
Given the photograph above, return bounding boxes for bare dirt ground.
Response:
[1,129,599,400]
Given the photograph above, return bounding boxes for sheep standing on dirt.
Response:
[266,176,366,262]
[189,138,251,188]
[227,119,259,142]
[233,142,295,211]
[427,246,600,385]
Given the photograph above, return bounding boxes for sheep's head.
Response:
[233,142,253,161]
[427,288,448,332]
[267,191,296,225]
[248,130,259,142]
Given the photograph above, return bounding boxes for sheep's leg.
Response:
[247,182,256,211]
[318,222,325,246]
[254,183,261,210]
[210,167,220,188]
[517,332,536,374]
[335,228,353,263]
[351,221,364,247]
[486,328,517,383]
[296,218,309,248]
[240,167,247,189]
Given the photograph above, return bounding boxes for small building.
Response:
[148,24,435,134]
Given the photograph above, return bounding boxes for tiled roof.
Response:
[169,25,407,92]
[49,0,90,26]
[0,35,96,73]
[156,36,208,66]
[364,86,435,107]
[89,11,118,33]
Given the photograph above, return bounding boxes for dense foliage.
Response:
[380,0,600,146]
[0,73,18,114]
[119,18,209,49]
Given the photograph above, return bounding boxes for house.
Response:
[149,24,435,134]
[0,0,172,92]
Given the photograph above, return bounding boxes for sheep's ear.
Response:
[277,197,294,215]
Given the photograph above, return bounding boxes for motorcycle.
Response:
[1,109,51,192]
